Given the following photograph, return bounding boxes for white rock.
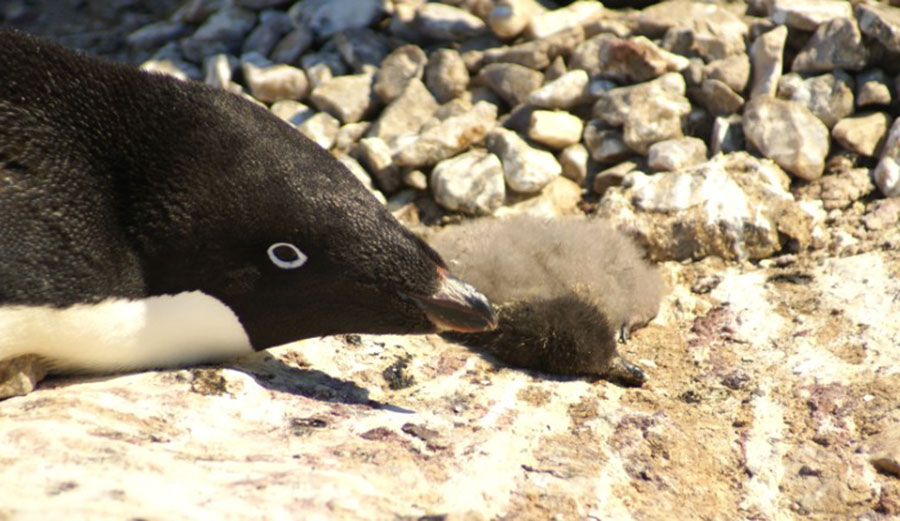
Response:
[241,53,310,103]
[393,101,498,168]
[204,54,238,91]
[309,73,377,124]
[591,73,691,152]
[488,0,543,39]
[368,79,439,143]
[270,100,314,126]
[334,121,370,151]
[831,112,890,157]
[777,71,854,129]
[647,137,708,172]
[487,127,561,193]
[771,0,853,31]
[414,3,488,41]
[288,0,384,40]
[431,150,506,214]
[358,137,400,192]
[749,25,787,98]
[792,17,868,73]
[856,2,900,54]
[527,110,584,149]
[710,114,745,155]
[527,70,589,109]
[704,54,751,94]
[570,34,689,84]
[424,48,470,103]
[583,121,631,163]
[873,158,900,198]
[296,112,340,150]
[558,143,590,184]
[526,0,605,40]
[856,69,892,107]
[875,117,900,197]
[641,1,748,61]
[743,96,830,181]
[373,45,427,103]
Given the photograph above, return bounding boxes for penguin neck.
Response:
[0,291,253,374]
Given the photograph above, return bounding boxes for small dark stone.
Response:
[290,417,328,436]
[401,422,441,443]
[680,390,702,403]
[382,355,415,390]
[691,275,722,294]
[766,273,814,285]
[359,427,395,441]
[721,370,751,390]
[189,368,230,396]
[798,465,822,477]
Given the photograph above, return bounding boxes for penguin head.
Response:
[220,183,500,349]
[129,84,497,350]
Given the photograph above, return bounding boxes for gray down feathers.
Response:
[427,215,666,338]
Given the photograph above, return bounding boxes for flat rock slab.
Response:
[3,247,900,520]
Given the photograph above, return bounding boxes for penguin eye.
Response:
[267,242,308,270]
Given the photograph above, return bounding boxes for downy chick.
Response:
[428,215,665,386]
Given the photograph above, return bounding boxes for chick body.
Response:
[429,216,665,385]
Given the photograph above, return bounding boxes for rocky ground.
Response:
[3,0,900,519]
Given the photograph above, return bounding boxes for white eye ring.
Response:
[267,242,308,270]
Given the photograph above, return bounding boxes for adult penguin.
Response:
[0,28,496,379]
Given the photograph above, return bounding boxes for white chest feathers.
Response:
[0,292,253,373]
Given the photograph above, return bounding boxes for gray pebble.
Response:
[477,63,544,107]
[309,73,379,124]
[368,79,439,143]
[393,101,498,168]
[414,3,488,41]
[647,137,708,172]
[792,17,869,73]
[749,25,787,99]
[374,45,428,103]
[431,150,505,215]
[242,52,310,103]
[743,95,830,181]
[527,70,589,109]
[778,71,854,129]
[425,49,470,103]
[288,0,384,41]
[487,127,561,193]
[527,110,584,150]
[583,122,631,163]
[856,69,892,107]
[242,9,291,57]
[296,112,340,150]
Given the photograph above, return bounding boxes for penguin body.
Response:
[428,215,665,386]
[0,29,496,376]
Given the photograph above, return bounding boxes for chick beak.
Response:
[408,270,498,333]
[604,355,647,388]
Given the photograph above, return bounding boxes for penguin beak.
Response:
[407,271,498,333]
